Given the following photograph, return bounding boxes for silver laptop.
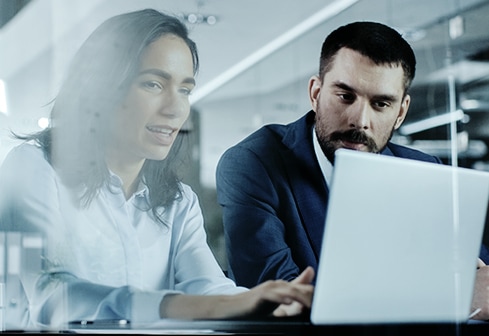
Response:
[311,149,489,324]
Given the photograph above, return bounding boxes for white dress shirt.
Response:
[312,127,333,186]
[0,143,247,327]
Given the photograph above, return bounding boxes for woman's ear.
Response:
[308,75,322,112]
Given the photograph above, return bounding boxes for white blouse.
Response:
[0,143,247,327]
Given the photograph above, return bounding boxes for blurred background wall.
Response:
[1,0,489,269]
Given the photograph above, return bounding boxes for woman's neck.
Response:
[106,157,145,200]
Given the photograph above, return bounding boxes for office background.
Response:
[1,0,489,268]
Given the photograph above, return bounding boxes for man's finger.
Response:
[478,258,486,269]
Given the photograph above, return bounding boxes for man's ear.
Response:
[394,94,411,130]
[308,75,321,112]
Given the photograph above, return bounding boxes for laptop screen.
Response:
[311,149,489,324]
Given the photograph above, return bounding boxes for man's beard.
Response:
[315,121,394,165]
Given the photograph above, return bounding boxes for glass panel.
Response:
[1,0,489,330]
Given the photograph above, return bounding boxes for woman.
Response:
[0,8,314,328]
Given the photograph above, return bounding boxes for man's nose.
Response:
[348,101,370,130]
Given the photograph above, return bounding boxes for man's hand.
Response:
[470,259,489,320]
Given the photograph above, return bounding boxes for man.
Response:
[215,21,489,320]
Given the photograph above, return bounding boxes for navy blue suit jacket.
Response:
[216,111,489,288]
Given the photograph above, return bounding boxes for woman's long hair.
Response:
[19,9,199,224]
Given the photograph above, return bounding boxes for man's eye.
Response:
[374,101,390,108]
[339,93,355,102]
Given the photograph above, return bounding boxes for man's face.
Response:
[309,47,410,163]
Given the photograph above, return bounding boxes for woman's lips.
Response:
[146,125,176,146]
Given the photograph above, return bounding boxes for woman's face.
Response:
[107,34,195,165]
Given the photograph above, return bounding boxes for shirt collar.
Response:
[108,170,148,198]
[312,126,334,186]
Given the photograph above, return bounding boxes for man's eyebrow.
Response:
[332,81,354,92]
[332,81,398,102]
[139,68,196,86]
[373,94,399,103]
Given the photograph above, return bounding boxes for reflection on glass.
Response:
[0,0,489,331]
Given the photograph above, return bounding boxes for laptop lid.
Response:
[311,149,489,324]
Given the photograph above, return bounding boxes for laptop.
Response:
[310,149,489,324]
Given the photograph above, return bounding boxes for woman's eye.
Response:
[179,87,193,96]
[142,81,162,91]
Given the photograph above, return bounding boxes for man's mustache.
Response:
[329,129,378,151]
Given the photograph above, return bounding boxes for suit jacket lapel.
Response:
[281,112,328,259]
[278,115,397,260]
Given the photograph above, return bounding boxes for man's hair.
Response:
[319,21,416,94]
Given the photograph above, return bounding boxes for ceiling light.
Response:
[399,110,465,135]
[180,13,218,25]
[38,117,49,129]
[460,99,481,110]
[206,15,217,25]
[449,15,464,39]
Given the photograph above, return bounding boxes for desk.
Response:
[11,320,485,335]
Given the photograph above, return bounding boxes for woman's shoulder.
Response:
[1,142,54,186]
[2,142,47,169]
[178,182,199,204]
[166,182,201,217]
[4,141,45,160]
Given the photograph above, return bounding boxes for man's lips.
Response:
[339,139,367,150]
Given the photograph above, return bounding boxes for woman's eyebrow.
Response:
[139,68,195,85]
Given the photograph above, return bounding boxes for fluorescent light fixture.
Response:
[460,99,479,110]
[190,0,359,104]
[0,79,7,115]
[449,15,464,40]
[399,109,465,135]
[409,139,487,158]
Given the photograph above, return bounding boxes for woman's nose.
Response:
[160,91,188,118]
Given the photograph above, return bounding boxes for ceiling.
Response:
[1,0,489,179]
[2,0,489,106]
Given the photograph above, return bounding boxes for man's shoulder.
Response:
[239,123,286,145]
[228,112,312,152]
[219,125,286,165]
[385,142,442,163]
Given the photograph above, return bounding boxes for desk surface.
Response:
[18,319,486,335]
[0,318,489,336]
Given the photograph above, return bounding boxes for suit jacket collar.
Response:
[281,111,328,259]
[380,145,395,156]
[279,111,397,258]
